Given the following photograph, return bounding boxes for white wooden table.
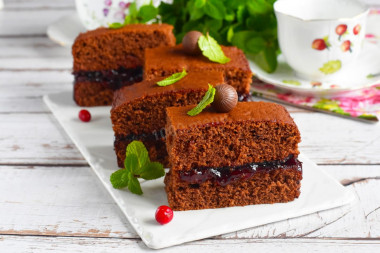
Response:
[1,1,379,252]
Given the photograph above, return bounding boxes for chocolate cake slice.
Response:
[72,24,176,106]
[111,71,224,167]
[164,102,302,211]
[144,44,252,100]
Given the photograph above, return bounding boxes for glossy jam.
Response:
[119,128,166,142]
[73,66,143,90]
[179,155,302,186]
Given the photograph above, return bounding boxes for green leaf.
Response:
[187,84,216,116]
[156,69,187,86]
[108,22,124,29]
[227,26,234,43]
[138,4,159,23]
[194,0,206,8]
[110,169,129,189]
[319,60,342,75]
[198,33,231,64]
[247,0,272,15]
[250,46,278,73]
[282,80,301,86]
[127,173,143,195]
[204,0,226,20]
[246,37,266,54]
[189,7,204,20]
[124,153,139,174]
[140,162,165,180]
[126,141,149,168]
[224,9,235,21]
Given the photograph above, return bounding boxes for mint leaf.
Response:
[108,22,124,29]
[127,173,143,195]
[194,0,206,8]
[124,153,139,174]
[110,169,129,189]
[157,69,187,86]
[187,84,216,116]
[204,0,226,20]
[140,162,165,180]
[126,141,149,168]
[138,4,158,23]
[198,33,230,64]
[111,141,165,195]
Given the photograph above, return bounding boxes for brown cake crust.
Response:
[111,71,224,137]
[72,24,176,72]
[111,71,224,167]
[165,166,302,211]
[74,81,114,106]
[144,44,252,95]
[165,102,301,170]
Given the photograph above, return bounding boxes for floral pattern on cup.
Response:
[336,24,348,41]
[312,37,331,51]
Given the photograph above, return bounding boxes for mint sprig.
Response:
[187,84,216,116]
[198,33,230,64]
[110,141,165,195]
[157,69,187,86]
[109,2,158,29]
[109,0,279,73]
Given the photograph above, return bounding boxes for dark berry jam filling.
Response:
[117,128,166,142]
[73,66,143,90]
[179,155,302,187]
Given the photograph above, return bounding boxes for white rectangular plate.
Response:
[44,91,355,249]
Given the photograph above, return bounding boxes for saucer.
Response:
[249,39,380,96]
[47,13,86,47]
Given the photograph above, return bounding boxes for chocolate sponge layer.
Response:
[165,166,302,211]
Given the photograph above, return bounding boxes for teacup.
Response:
[274,0,369,82]
[76,0,162,30]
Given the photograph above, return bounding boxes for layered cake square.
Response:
[164,102,302,210]
[72,24,176,106]
[111,71,224,167]
[144,44,252,99]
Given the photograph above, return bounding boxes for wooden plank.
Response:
[0,166,136,238]
[4,0,75,9]
[0,37,71,70]
[0,235,380,253]
[0,114,86,165]
[0,9,73,36]
[0,165,379,240]
[292,113,380,165]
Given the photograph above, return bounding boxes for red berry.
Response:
[341,40,351,52]
[312,39,327,50]
[335,24,347,36]
[155,205,173,225]
[78,109,91,122]
[353,24,361,35]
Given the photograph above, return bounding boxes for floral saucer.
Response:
[249,39,380,96]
